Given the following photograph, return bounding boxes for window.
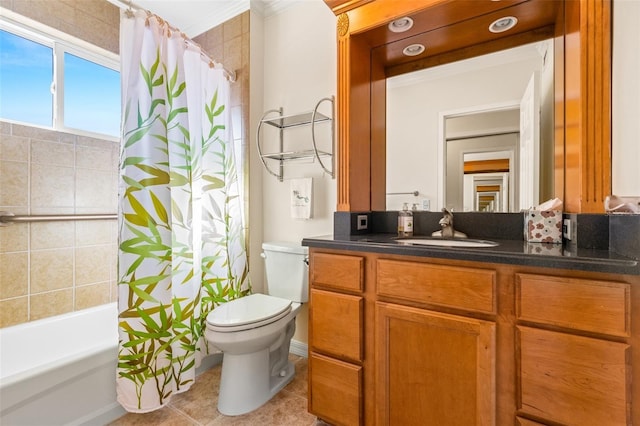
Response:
[63,52,120,136]
[0,19,120,138]
[0,29,53,127]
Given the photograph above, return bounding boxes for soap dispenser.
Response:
[398,202,414,237]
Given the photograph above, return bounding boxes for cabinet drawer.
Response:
[310,289,363,362]
[311,252,364,292]
[517,326,630,425]
[516,273,630,337]
[309,352,362,426]
[377,259,496,314]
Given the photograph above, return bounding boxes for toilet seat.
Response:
[206,293,292,332]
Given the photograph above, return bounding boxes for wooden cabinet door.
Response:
[309,352,362,426]
[375,302,496,426]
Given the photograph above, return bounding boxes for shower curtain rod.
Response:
[0,212,117,226]
[111,0,237,83]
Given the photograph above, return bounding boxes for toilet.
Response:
[204,241,309,416]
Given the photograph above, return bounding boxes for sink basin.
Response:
[397,238,499,248]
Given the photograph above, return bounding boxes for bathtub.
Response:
[0,303,126,425]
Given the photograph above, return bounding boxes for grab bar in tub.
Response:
[0,212,117,226]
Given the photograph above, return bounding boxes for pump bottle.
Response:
[398,203,414,237]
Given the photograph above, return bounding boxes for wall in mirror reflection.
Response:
[386,40,554,212]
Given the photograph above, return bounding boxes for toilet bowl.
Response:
[204,242,308,416]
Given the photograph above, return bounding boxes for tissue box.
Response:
[524,210,562,243]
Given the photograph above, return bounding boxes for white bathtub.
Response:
[0,303,126,425]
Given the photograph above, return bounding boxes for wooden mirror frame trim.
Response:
[328,0,611,214]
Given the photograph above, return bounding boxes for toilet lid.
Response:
[206,293,292,331]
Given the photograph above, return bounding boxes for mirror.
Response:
[386,40,554,212]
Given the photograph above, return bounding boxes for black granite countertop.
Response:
[302,233,640,275]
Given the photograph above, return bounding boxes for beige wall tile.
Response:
[77,135,115,149]
[31,163,75,208]
[76,145,112,171]
[112,143,120,171]
[30,289,73,321]
[30,206,75,215]
[241,11,250,35]
[110,279,118,302]
[0,135,29,162]
[10,123,61,142]
[30,221,74,250]
[111,220,119,243]
[0,223,28,253]
[0,297,28,327]
[30,248,73,293]
[76,168,114,210]
[224,36,242,73]
[76,219,115,246]
[75,245,111,285]
[110,243,118,281]
[75,281,110,310]
[0,120,11,135]
[58,132,77,144]
[0,252,28,299]
[0,160,28,207]
[31,139,75,167]
[224,14,242,42]
[9,0,118,54]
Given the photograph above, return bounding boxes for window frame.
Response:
[0,11,120,141]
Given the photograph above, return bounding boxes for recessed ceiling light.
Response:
[489,16,518,33]
[388,17,414,33]
[403,44,425,57]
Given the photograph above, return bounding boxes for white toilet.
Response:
[204,241,309,416]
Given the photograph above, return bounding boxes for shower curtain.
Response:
[117,10,250,413]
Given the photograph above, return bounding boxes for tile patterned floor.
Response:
[109,355,320,426]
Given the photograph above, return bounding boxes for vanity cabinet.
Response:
[307,247,640,425]
[308,252,365,426]
[515,273,632,425]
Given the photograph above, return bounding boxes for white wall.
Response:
[254,0,336,343]
[260,1,337,246]
[612,0,640,197]
[387,54,543,211]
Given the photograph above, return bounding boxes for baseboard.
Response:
[289,339,308,358]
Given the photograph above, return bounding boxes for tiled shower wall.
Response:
[0,0,120,328]
[0,122,119,327]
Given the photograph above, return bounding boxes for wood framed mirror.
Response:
[325,0,611,214]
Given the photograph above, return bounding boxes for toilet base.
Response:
[217,349,295,416]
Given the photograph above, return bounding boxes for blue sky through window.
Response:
[64,52,120,136]
[0,29,53,126]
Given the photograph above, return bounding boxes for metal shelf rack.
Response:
[256,96,334,181]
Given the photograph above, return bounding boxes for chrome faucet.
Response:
[432,208,467,238]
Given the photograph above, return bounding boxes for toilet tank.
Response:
[262,242,309,303]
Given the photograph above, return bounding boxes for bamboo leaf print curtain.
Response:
[117,10,250,413]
